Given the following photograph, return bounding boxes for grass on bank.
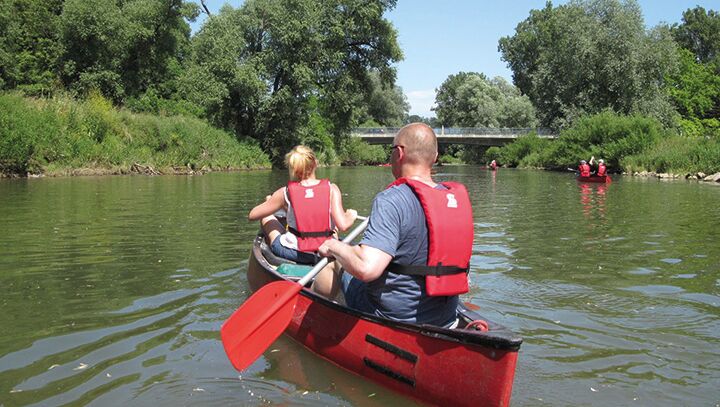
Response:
[0,92,271,176]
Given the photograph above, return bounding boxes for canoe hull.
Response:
[577,175,611,183]
[247,236,521,407]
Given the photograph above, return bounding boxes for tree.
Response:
[434,72,537,128]
[0,0,64,94]
[498,0,679,129]
[433,71,480,127]
[673,6,720,67]
[182,0,402,164]
[358,70,409,127]
[59,0,198,101]
[665,49,720,120]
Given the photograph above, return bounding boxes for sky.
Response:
[191,0,720,117]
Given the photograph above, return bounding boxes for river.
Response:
[1,166,718,406]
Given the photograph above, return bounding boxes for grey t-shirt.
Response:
[355,183,458,326]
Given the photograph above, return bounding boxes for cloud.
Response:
[405,89,436,118]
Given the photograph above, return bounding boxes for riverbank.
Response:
[0,93,271,177]
[626,170,720,183]
[484,112,720,178]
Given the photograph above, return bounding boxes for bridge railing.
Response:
[352,127,555,136]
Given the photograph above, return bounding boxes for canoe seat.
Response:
[277,263,313,277]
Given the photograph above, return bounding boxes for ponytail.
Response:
[285,145,317,180]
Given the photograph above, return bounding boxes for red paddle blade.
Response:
[221,280,302,371]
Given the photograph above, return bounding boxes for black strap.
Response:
[288,226,334,238]
[387,262,468,277]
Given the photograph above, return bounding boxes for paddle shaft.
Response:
[297,215,368,286]
[220,215,370,371]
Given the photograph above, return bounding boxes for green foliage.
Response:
[487,111,671,171]
[547,111,666,168]
[0,0,63,94]
[337,137,387,166]
[665,49,720,120]
[622,133,720,174]
[672,6,720,66]
[494,133,551,167]
[125,88,204,118]
[434,72,537,128]
[357,71,409,127]
[59,0,197,101]
[181,0,402,164]
[0,93,270,175]
[499,0,679,129]
[405,115,438,127]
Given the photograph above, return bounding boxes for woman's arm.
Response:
[329,183,357,232]
[248,187,286,221]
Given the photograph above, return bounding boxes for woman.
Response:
[249,145,357,264]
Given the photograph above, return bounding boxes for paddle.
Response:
[221,216,370,371]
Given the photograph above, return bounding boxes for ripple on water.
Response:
[622,285,685,296]
[679,293,720,307]
[661,258,683,264]
[671,273,696,279]
[628,267,657,275]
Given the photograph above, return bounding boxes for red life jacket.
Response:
[286,179,333,252]
[386,178,474,296]
[579,163,591,177]
[597,163,607,177]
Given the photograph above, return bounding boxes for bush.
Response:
[0,92,271,176]
[547,111,667,169]
[622,134,720,174]
[494,132,550,167]
[337,137,387,165]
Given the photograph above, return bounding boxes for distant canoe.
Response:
[577,174,611,183]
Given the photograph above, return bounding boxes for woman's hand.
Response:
[346,209,358,223]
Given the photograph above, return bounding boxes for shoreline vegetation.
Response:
[0,92,271,177]
[1,92,719,183]
[0,92,391,178]
[1,1,718,181]
[483,112,720,184]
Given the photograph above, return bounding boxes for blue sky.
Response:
[191,0,720,117]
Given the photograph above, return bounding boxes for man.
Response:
[315,123,474,327]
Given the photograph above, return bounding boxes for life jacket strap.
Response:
[288,226,334,238]
[387,262,468,277]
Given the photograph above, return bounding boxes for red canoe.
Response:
[246,235,522,407]
[577,174,612,183]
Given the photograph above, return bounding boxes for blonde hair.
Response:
[285,145,317,180]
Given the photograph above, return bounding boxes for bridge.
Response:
[352,127,556,146]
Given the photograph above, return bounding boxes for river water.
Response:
[1,166,718,406]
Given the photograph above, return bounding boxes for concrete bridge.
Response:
[352,127,556,146]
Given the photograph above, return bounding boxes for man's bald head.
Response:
[394,123,438,167]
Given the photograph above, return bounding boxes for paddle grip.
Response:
[297,216,369,286]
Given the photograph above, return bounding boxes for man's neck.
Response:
[399,166,435,186]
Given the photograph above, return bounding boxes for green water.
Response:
[1,167,718,406]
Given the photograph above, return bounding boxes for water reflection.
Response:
[578,182,607,220]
